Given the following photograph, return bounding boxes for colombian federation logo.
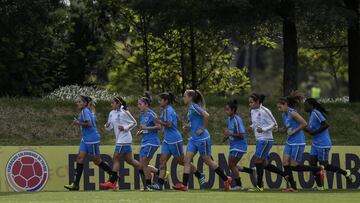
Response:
[6,150,49,192]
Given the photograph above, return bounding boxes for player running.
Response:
[64,95,112,191]
[149,93,205,190]
[304,98,352,190]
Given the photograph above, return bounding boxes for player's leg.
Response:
[249,140,270,191]
[200,138,231,191]
[64,143,87,190]
[319,148,352,180]
[91,143,112,175]
[282,144,297,191]
[139,145,159,190]
[310,146,324,190]
[290,145,324,183]
[149,153,170,190]
[228,152,243,190]
[100,145,125,189]
[176,154,206,188]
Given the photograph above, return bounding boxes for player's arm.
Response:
[308,121,329,136]
[74,111,93,127]
[288,111,307,135]
[196,111,209,135]
[122,110,137,131]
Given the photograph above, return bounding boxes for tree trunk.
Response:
[281,0,298,96]
[179,29,187,93]
[344,0,360,102]
[189,25,197,90]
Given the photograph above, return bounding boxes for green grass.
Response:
[0,190,360,203]
[0,97,360,146]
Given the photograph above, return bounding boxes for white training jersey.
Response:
[250,105,278,141]
[105,107,137,145]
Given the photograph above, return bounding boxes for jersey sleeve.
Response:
[123,110,137,131]
[105,112,114,131]
[234,117,246,134]
[80,109,91,122]
[261,108,278,131]
[192,103,205,115]
[313,110,326,123]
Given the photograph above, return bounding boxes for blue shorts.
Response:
[284,144,305,162]
[310,145,330,161]
[229,150,246,159]
[161,142,184,157]
[79,142,100,156]
[187,138,211,157]
[140,145,159,159]
[254,140,273,160]
[114,145,132,155]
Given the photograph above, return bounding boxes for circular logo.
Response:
[6,150,49,192]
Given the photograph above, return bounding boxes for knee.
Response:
[76,156,84,164]
[92,157,102,165]
[177,158,185,166]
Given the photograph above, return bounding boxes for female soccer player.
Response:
[149,93,205,190]
[304,98,352,190]
[100,96,159,190]
[173,90,232,191]
[277,91,324,192]
[64,95,112,191]
[223,99,255,190]
[247,93,288,192]
[137,94,162,190]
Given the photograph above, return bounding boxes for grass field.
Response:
[1,190,360,203]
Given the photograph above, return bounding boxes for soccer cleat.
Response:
[345,170,352,181]
[100,181,117,190]
[172,183,188,191]
[148,182,163,191]
[313,186,325,191]
[223,176,232,191]
[230,185,244,191]
[198,173,206,189]
[282,187,298,192]
[143,185,154,191]
[64,182,79,191]
[248,186,264,192]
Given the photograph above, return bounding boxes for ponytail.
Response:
[114,96,127,110]
[185,89,206,108]
[305,98,328,118]
[139,91,152,106]
[158,92,176,105]
[279,91,304,109]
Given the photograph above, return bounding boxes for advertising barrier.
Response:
[1,145,359,192]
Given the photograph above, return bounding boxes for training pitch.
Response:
[0,190,359,203]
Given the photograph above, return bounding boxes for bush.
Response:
[44,85,117,102]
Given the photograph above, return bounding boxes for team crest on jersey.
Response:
[144,117,149,122]
[6,150,49,192]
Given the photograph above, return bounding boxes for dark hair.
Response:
[139,92,152,106]
[185,89,206,108]
[114,96,127,110]
[227,99,238,112]
[158,92,176,105]
[305,98,328,118]
[80,95,92,105]
[250,93,265,104]
[278,91,304,108]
